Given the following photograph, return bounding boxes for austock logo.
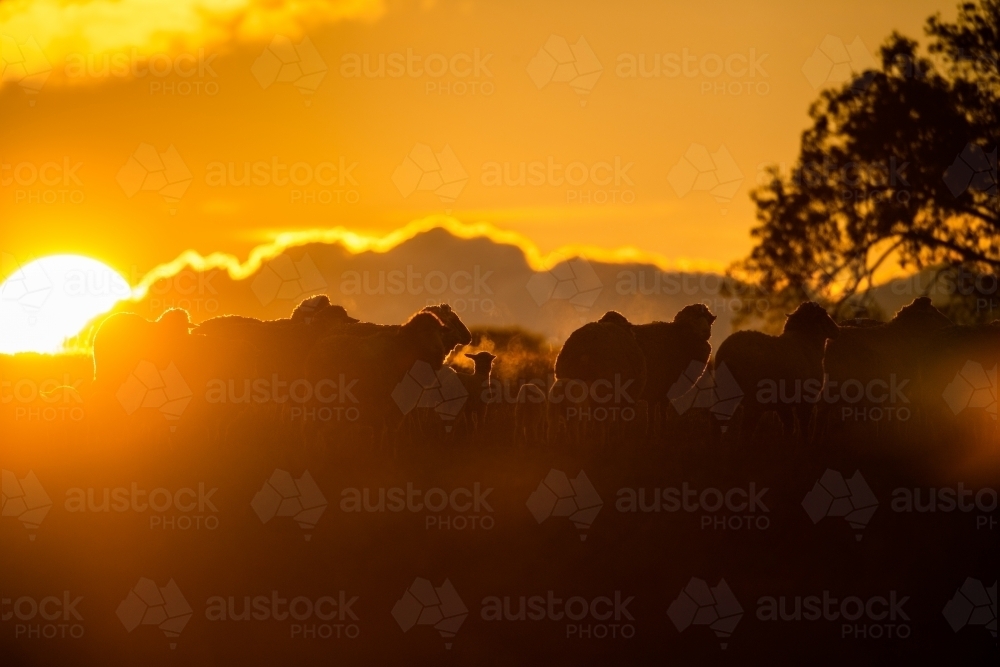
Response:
[207,374,361,424]
[526,469,603,540]
[668,578,743,649]
[392,361,469,431]
[891,484,997,530]
[0,252,52,321]
[527,35,603,104]
[756,374,914,423]
[393,578,468,649]
[251,253,327,306]
[251,469,328,540]
[943,143,997,198]
[480,590,636,640]
[392,144,468,203]
[756,590,912,640]
[1,591,85,640]
[669,361,744,431]
[116,144,193,207]
[144,267,221,316]
[801,35,877,91]
[801,469,879,541]
[339,265,496,316]
[941,360,998,421]
[667,143,744,214]
[0,35,52,103]
[2,375,86,422]
[943,578,997,639]
[115,360,193,428]
[64,482,220,531]
[204,590,360,639]
[616,482,770,531]
[615,48,769,97]
[526,257,603,315]
[204,156,360,205]
[757,154,913,206]
[479,156,635,205]
[339,48,494,97]
[615,270,771,316]
[64,48,219,96]
[252,35,327,99]
[1,469,52,540]
[339,481,494,531]
[116,577,192,649]
[1,157,85,205]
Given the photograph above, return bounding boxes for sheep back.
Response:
[554,313,647,397]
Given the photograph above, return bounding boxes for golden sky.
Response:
[1,0,955,283]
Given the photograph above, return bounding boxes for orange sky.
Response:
[0,0,955,283]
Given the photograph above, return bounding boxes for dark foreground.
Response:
[2,379,997,667]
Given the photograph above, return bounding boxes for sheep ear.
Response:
[464,352,474,359]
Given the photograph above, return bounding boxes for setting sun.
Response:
[0,254,129,353]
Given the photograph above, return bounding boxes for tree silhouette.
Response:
[738,0,998,322]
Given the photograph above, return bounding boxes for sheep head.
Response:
[400,311,450,370]
[156,308,195,337]
[465,351,497,374]
[892,296,952,332]
[597,311,632,328]
[422,303,473,352]
[290,294,332,322]
[317,304,359,326]
[673,303,717,341]
[784,301,839,340]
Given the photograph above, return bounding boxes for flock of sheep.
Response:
[90,293,1000,446]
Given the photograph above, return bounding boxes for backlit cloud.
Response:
[0,0,384,88]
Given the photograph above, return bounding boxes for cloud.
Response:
[0,0,384,88]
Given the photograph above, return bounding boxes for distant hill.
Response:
[106,227,748,346]
[93,228,991,350]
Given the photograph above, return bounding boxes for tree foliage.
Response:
[738,0,998,323]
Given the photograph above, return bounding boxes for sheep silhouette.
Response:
[553,306,717,442]
[555,311,647,393]
[92,308,256,429]
[715,301,840,443]
[192,295,359,381]
[823,297,953,431]
[454,351,497,435]
[324,303,471,360]
[631,304,717,438]
[93,308,195,389]
[553,311,647,444]
[306,310,453,440]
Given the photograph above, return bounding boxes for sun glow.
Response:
[0,254,130,354]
